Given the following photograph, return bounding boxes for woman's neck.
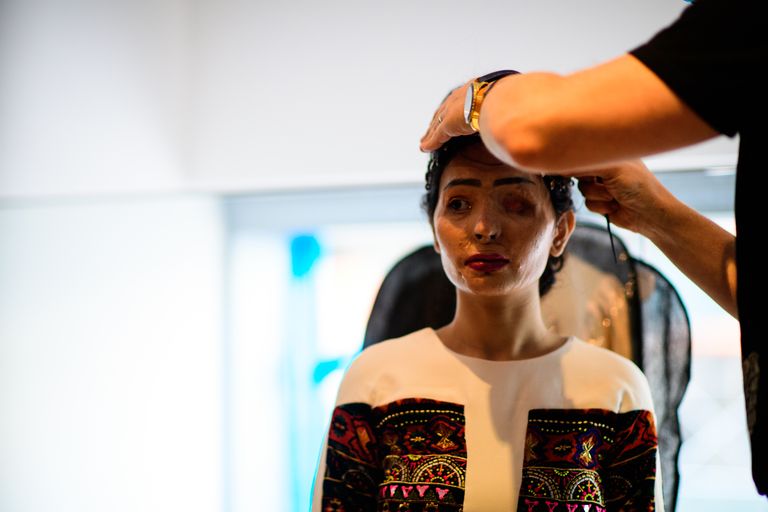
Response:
[436,289,564,361]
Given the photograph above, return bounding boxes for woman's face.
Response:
[432,143,574,297]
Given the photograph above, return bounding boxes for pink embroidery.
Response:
[566,505,579,512]
[595,507,605,512]
[525,499,540,512]
[389,484,398,497]
[416,485,429,497]
[435,488,450,500]
[546,501,559,512]
[401,485,413,498]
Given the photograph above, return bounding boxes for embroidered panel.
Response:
[518,408,657,512]
[322,402,381,512]
[373,398,467,511]
[322,399,467,512]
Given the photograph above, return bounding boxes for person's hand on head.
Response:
[420,82,475,152]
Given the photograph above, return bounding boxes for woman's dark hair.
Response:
[422,133,573,296]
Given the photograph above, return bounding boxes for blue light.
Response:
[312,357,344,385]
[290,234,321,278]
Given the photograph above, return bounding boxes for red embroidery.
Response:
[517,409,657,512]
[525,499,540,511]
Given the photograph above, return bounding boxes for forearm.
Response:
[643,195,738,318]
[479,55,719,174]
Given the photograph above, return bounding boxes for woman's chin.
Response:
[453,272,540,298]
[459,281,522,298]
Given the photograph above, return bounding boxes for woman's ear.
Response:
[431,222,441,254]
[550,210,575,257]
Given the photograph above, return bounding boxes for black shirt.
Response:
[631,0,768,496]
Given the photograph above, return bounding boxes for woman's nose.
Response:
[474,231,497,241]
[473,208,500,241]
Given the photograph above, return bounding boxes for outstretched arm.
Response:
[578,160,737,318]
[421,55,719,174]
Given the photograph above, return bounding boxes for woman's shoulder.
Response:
[354,328,436,365]
[567,337,643,372]
[335,328,438,404]
[565,338,653,408]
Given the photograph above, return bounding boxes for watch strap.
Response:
[466,70,520,132]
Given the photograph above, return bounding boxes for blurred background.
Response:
[0,0,762,510]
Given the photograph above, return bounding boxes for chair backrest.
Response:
[635,259,691,512]
[362,222,690,511]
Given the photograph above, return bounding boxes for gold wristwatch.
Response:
[463,70,519,132]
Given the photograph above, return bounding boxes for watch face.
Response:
[464,84,475,124]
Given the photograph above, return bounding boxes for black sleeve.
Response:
[631,0,767,138]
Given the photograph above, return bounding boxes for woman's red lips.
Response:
[465,253,509,272]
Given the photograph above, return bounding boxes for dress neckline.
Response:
[425,327,575,366]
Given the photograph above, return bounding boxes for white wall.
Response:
[0,0,738,199]
[190,0,737,190]
[0,0,193,197]
[0,3,743,510]
[0,195,223,512]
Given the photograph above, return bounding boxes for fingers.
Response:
[420,108,452,151]
[420,83,472,152]
[577,177,614,201]
[579,177,619,215]
[584,199,619,216]
[585,160,648,182]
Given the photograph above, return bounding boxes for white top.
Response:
[312,328,663,512]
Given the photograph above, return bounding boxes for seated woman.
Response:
[312,134,662,511]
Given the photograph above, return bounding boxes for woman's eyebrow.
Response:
[443,176,534,191]
[493,177,535,187]
[443,178,481,190]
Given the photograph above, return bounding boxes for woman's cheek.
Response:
[527,230,555,274]
[439,252,466,288]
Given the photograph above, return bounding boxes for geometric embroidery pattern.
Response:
[321,398,466,512]
[322,402,381,512]
[373,398,466,511]
[322,403,657,511]
[519,408,658,512]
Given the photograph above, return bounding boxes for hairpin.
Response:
[546,176,573,193]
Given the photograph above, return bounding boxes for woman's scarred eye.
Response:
[503,197,533,214]
[447,198,471,212]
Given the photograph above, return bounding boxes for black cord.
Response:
[605,215,618,264]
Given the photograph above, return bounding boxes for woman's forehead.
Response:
[441,151,545,190]
[453,141,503,165]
